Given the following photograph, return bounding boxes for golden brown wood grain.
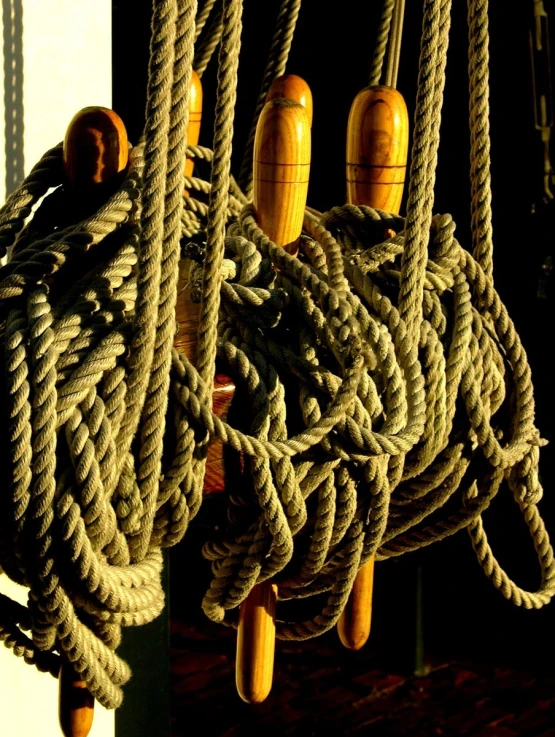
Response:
[63,107,128,189]
[253,98,311,254]
[236,583,278,704]
[58,662,95,737]
[236,93,311,704]
[346,85,408,213]
[337,553,375,651]
[338,85,409,652]
[266,74,313,127]
[185,70,203,182]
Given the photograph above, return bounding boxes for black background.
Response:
[112,1,555,733]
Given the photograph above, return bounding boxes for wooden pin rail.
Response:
[235,93,311,704]
[337,84,409,651]
[59,105,130,737]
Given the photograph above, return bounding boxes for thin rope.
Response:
[194,0,223,76]
[369,0,396,87]
[195,0,218,41]
[237,0,303,196]
[2,0,25,198]
[467,0,494,278]
[384,0,406,89]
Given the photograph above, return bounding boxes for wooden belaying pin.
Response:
[58,664,96,737]
[337,85,409,651]
[59,105,130,737]
[185,70,203,189]
[236,95,311,704]
[64,106,128,191]
[266,74,313,127]
[346,85,408,215]
[252,96,311,256]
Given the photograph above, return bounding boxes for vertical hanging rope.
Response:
[118,0,177,459]
[237,0,302,196]
[197,0,243,389]
[194,0,224,76]
[467,0,494,278]
[384,0,406,89]
[134,0,198,561]
[369,0,396,87]
[398,0,452,351]
[195,0,219,41]
[2,0,25,198]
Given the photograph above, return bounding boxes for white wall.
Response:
[1,0,113,202]
[0,1,115,734]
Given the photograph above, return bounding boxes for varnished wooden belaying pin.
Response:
[63,107,128,190]
[346,85,408,213]
[266,74,313,127]
[252,96,311,256]
[58,664,96,737]
[236,93,311,704]
[337,85,409,652]
[61,105,130,737]
[185,69,203,185]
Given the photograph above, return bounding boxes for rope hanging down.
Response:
[0,0,552,712]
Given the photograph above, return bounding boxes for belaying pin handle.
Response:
[236,90,311,704]
[266,74,313,127]
[59,105,130,737]
[185,70,203,192]
[338,85,409,651]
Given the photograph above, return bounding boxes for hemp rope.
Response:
[369,0,396,87]
[237,0,303,196]
[384,0,406,89]
[0,0,553,711]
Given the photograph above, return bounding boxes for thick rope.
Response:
[398,0,452,351]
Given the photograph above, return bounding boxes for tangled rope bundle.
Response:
[0,0,553,711]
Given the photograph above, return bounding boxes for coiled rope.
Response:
[0,0,553,711]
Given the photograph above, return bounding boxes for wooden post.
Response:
[337,85,409,651]
[235,94,311,704]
